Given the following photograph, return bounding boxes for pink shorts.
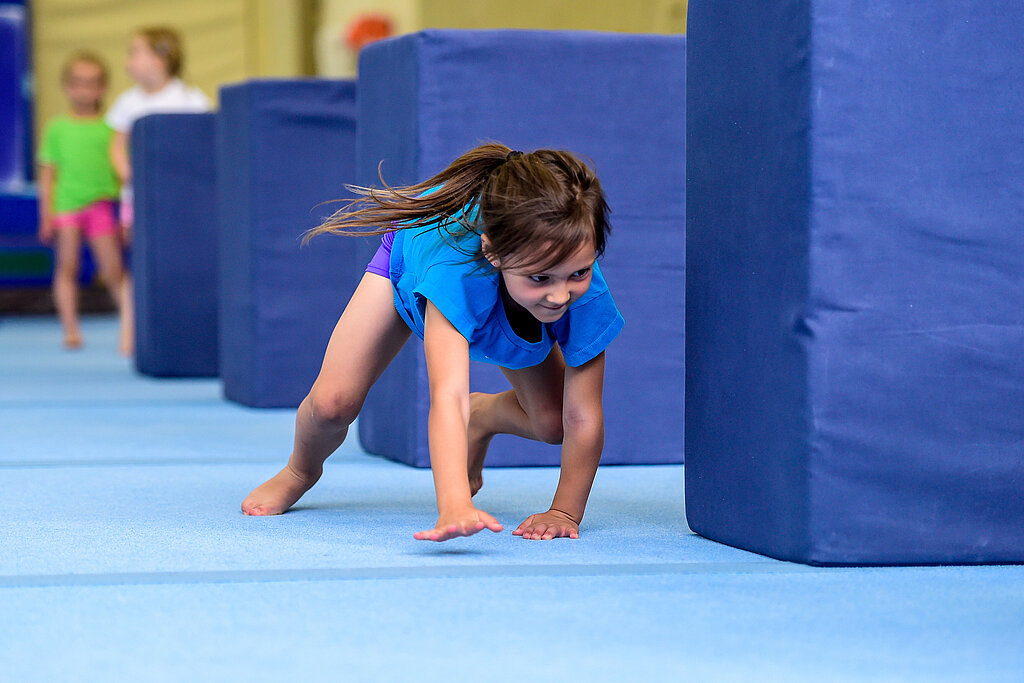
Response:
[53,200,119,240]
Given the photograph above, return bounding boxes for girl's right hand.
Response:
[414,506,503,542]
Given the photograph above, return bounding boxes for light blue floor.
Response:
[1,315,1022,682]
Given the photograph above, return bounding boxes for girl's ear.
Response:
[480,234,501,268]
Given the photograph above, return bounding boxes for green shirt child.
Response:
[37,115,120,214]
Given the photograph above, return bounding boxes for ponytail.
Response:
[308,142,611,273]
[305,142,511,242]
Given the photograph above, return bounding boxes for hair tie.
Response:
[505,150,523,162]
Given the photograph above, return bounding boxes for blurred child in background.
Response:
[106,27,211,355]
[37,53,127,351]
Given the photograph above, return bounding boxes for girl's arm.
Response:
[515,351,607,540]
[36,164,56,244]
[110,132,130,183]
[414,300,504,541]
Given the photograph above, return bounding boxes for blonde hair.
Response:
[310,143,611,273]
[137,26,183,77]
[61,51,108,85]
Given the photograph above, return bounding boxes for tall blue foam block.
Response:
[0,3,28,189]
[356,30,686,467]
[132,113,218,377]
[217,80,365,408]
[686,2,1024,565]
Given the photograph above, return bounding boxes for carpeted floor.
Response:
[1,315,1021,682]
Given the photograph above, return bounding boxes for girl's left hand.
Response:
[513,509,580,540]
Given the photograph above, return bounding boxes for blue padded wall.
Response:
[356,30,686,467]
[0,2,29,190]
[686,2,1024,565]
[132,113,218,377]
[217,80,365,408]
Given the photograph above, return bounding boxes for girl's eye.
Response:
[572,268,591,279]
[529,275,548,284]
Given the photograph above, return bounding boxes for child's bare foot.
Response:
[467,392,494,496]
[242,463,321,515]
[63,333,83,350]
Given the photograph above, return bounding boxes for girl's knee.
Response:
[531,409,564,445]
[97,267,124,290]
[54,261,80,281]
[308,386,362,427]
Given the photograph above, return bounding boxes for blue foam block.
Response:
[217,80,366,408]
[685,2,1024,565]
[0,5,29,189]
[355,30,686,467]
[132,113,218,377]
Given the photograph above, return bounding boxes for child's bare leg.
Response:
[87,233,127,350]
[465,348,566,495]
[52,228,83,348]
[118,274,134,356]
[242,274,410,515]
[242,392,347,516]
[466,390,533,495]
[466,393,495,495]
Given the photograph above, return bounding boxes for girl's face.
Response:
[127,35,169,88]
[490,240,597,323]
[64,61,106,113]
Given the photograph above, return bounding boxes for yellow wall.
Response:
[316,0,686,77]
[32,0,311,140]
[34,0,686,125]
[420,0,686,33]
[250,1,318,77]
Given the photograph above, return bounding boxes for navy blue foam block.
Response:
[132,113,218,377]
[217,80,365,408]
[686,2,1024,565]
[355,30,686,467]
[0,4,30,189]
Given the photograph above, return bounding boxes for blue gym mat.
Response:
[1,316,1021,681]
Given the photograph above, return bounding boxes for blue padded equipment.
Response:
[0,3,29,190]
[217,80,364,408]
[686,2,1024,565]
[132,113,218,377]
[356,30,686,467]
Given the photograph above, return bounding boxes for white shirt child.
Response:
[106,78,212,134]
[106,78,211,227]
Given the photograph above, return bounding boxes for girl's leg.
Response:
[242,273,411,515]
[85,232,127,349]
[118,274,134,356]
[467,346,566,494]
[52,227,84,349]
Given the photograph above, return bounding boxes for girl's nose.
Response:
[549,284,571,305]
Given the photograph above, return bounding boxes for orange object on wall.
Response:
[344,13,394,51]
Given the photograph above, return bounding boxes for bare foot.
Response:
[467,393,494,496]
[242,463,322,516]
[63,333,83,350]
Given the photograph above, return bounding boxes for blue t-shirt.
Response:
[389,222,624,369]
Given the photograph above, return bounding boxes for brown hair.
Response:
[62,51,108,85]
[138,26,183,77]
[309,143,611,272]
